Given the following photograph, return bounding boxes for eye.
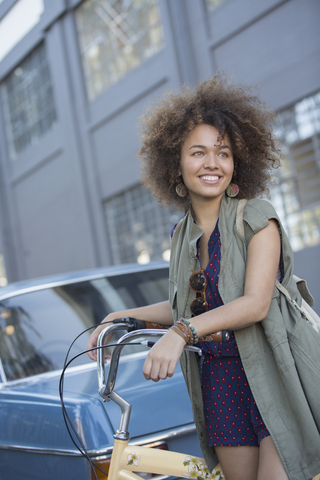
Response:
[193,151,204,156]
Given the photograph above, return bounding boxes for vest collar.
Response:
[185,194,239,257]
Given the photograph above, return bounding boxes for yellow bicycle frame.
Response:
[109,438,224,480]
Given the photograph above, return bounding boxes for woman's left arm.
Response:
[143,220,280,382]
[193,218,281,337]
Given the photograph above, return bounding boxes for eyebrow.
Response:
[189,144,232,151]
[189,144,206,150]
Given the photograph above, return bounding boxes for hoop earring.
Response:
[226,183,239,197]
[175,183,188,198]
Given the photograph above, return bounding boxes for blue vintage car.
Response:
[0,262,201,480]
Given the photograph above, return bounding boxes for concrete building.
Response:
[0,0,319,309]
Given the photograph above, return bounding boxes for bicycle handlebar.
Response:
[97,318,229,401]
[97,325,166,400]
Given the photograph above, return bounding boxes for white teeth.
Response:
[201,175,219,181]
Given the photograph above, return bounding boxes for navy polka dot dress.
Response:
[196,221,270,447]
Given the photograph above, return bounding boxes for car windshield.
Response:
[0,267,169,382]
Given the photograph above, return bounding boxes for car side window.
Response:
[0,267,168,381]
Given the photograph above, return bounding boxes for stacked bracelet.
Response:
[170,318,199,345]
[181,318,199,344]
[170,321,192,344]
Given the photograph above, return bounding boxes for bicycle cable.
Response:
[60,323,108,478]
[59,322,147,479]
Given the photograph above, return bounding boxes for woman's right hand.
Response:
[86,301,174,361]
[86,314,116,361]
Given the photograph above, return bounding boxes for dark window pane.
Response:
[105,184,181,265]
[2,43,57,159]
[271,92,320,251]
[75,0,165,100]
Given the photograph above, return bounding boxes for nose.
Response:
[203,152,218,169]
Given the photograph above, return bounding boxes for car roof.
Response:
[0,261,169,301]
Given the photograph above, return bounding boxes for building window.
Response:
[2,43,57,159]
[271,91,320,251]
[104,184,181,265]
[75,0,165,101]
[205,0,229,11]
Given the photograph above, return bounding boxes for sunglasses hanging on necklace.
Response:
[189,269,209,316]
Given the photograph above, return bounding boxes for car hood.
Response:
[0,352,194,453]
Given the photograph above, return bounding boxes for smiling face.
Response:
[180,124,234,205]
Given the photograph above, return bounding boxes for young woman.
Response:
[87,74,320,480]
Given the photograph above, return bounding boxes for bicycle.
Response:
[96,320,227,480]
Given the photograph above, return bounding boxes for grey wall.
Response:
[0,0,319,312]
[210,0,320,109]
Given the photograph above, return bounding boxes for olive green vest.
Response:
[169,194,320,480]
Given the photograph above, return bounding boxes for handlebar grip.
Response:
[221,330,230,343]
[113,317,168,331]
[113,317,147,331]
[198,330,230,343]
